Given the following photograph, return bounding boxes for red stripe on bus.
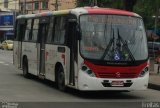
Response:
[84,60,147,78]
[86,8,135,16]
[61,54,65,65]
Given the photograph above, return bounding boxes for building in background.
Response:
[19,0,76,14]
[0,0,76,41]
[0,0,19,11]
[0,11,15,42]
[0,0,19,42]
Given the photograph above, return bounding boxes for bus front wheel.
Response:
[57,67,66,91]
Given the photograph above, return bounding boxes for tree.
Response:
[77,0,90,7]
[124,0,137,11]
[134,0,160,29]
[77,0,159,29]
[77,0,137,11]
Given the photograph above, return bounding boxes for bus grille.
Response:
[97,72,138,78]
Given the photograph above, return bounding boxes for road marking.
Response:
[4,64,9,66]
[0,61,5,64]
[0,61,9,66]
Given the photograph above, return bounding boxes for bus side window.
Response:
[53,16,66,45]
[24,19,32,41]
[37,17,50,43]
[15,19,26,41]
[46,17,54,43]
[32,19,39,42]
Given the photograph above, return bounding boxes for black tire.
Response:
[23,58,30,78]
[57,67,66,91]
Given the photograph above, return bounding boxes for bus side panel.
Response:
[22,42,38,76]
[45,44,58,81]
[45,44,71,86]
[13,41,20,68]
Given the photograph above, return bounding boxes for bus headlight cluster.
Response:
[81,65,96,77]
[139,67,149,77]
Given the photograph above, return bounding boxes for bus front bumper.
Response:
[78,70,149,91]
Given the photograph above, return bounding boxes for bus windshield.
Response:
[80,15,148,61]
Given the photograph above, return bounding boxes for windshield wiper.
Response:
[117,29,135,61]
[101,25,115,60]
[101,27,135,62]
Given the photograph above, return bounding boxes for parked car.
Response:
[0,42,2,49]
[1,40,13,50]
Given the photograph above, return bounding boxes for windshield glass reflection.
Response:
[80,15,148,61]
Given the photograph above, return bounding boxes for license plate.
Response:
[111,81,124,87]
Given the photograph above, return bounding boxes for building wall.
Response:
[19,0,76,14]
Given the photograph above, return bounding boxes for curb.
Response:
[148,83,160,91]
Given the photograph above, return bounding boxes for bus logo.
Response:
[116,72,121,78]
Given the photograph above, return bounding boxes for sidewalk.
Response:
[148,72,160,90]
[147,58,160,90]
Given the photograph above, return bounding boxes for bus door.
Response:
[13,19,26,68]
[67,18,77,86]
[38,18,49,78]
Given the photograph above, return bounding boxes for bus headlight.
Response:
[139,67,149,77]
[81,65,96,77]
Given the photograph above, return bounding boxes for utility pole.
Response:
[25,0,26,14]
[14,0,17,23]
[22,0,26,14]
[32,0,33,13]
[19,0,21,14]
[55,0,58,11]
[153,0,159,59]
[51,0,61,11]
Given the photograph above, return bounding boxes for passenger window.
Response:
[24,19,32,41]
[32,19,39,42]
[53,17,66,44]
[37,17,49,43]
[46,17,54,43]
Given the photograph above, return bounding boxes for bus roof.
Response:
[17,7,140,19]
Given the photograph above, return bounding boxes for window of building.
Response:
[4,0,8,8]
[26,3,32,10]
[42,1,48,9]
[34,2,39,10]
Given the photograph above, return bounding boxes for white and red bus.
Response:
[13,7,149,91]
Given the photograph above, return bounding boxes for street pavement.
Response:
[148,58,160,91]
[0,50,160,108]
[149,73,160,91]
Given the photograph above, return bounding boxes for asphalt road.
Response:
[0,50,160,108]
